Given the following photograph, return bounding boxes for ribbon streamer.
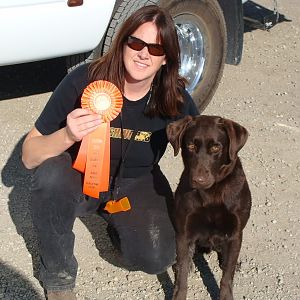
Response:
[73,80,123,198]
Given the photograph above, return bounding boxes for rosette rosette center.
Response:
[81,80,123,123]
[94,93,112,113]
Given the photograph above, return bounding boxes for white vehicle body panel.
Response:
[0,0,115,66]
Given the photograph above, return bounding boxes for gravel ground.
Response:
[0,1,299,299]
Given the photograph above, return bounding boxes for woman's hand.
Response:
[66,108,103,142]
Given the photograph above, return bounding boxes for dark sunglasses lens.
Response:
[127,39,144,51]
[127,36,164,56]
[148,45,164,56]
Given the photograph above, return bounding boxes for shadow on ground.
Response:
[154,253,221,300]
[1,136,41,279]
[0,261,42,300]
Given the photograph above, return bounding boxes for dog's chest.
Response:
[186,204,238,249]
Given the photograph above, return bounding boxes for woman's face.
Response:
[123,22,166,87]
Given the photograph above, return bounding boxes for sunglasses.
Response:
[127,35,165,56]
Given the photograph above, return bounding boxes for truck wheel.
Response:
[164,0,227,111]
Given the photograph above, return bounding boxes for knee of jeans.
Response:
[32,153,80,194]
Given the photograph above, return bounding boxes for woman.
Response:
[22,5,198,299]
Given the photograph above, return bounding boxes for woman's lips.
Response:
[134,60,148,69]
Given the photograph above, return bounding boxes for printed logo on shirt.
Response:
[110,127,152,142]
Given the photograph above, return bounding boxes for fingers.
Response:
[68,108,96,118]
[66,108,104,142]
[72,109,102,131]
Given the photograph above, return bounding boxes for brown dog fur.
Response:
[167,115,252,300]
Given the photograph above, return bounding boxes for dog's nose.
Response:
[192,176,206,184]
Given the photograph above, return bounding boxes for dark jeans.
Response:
[31,153,176,291]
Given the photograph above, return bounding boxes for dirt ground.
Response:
[0,0,299,299]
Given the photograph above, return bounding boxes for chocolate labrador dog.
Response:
[167,115,252,300]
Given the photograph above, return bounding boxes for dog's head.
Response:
[166,115,248,189]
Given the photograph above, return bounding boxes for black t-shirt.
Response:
[35,63,199,177]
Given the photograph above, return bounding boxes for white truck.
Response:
[0,0,248,110]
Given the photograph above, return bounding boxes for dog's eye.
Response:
[209,144,221,154]
[187,144,196,151]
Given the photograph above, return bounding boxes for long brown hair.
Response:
[89,5,186,117]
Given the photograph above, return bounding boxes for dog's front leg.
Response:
[219,233,242,300]
[172,233,191,300]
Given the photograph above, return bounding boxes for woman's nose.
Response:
[137,46,150,58]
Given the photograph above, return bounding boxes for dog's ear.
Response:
[215,118,248,183]
[166,116,193,156]
[221,118,249,161]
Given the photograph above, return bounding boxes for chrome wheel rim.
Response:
[174,14,205,94]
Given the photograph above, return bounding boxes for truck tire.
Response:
[163,0,227,111]
[66,51,93,72]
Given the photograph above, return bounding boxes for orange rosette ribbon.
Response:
[73,80,123,198]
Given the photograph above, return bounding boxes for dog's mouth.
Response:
[190,176,215,190]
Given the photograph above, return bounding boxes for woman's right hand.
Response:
[65,108,103,143]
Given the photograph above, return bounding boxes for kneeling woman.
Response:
[22,5,198,299]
